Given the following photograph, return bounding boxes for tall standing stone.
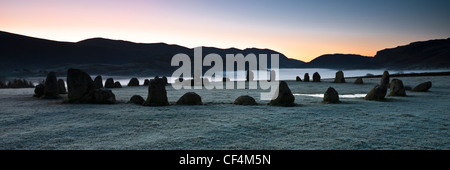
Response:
[42,72,60,99]
[67,68,95,103]
[334,71,345,83]
[380,71,390,87]
[269,81,295,106]
[105,78,114,88]
[94,75,103,89]
[313,72,321,82]
[304,73,310,82]
[143,77,169,106]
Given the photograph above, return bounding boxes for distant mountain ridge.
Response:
[1,30,449,78]
[0,31,305,77]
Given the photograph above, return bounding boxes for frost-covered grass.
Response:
[0,76,449,149]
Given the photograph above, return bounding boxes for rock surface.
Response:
[354,78,364,84]
[128,78,140,86]
[313,72,321,82]
[176,92,202,105]
[105,78,114,88]
[412,81,432,92]
[365,85,387,101]
[389,79,406,96]
[323,87,340,103]
[304,73,310,82]
[269,81,295,106]
[129,95,145,105]
[42,72,61,99]
[296,76,302,81]
[233,95,257,105]
[334,71,345,83]
[143,77,169,106]
[94,76,103,89]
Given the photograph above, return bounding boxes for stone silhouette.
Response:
[94,75,103,89]
[304,73,310,82]
[33,84,45,98]
[269,81,295,106]
[143,77,169,106]
[354,78,363,84]
[380,71,390,87]
[365,85,387,101]
[296,76,302,81]
[67,68,116,104]
[128,95,145,105]
[42,72,61,99]
[105,78,114,88]
[67,68,96,103]
[128,78,140,86]
[334,71,345,83]
[92,89,116,104]
[389,79,406,96]
[113,81,122,88]
[412,81,432,92]
[313,72,321,82]
[176,92,202,105]
[323,87,340,103]
[143,79,150,86]
[233,95,257,105]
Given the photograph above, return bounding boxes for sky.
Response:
[1,0,450,62]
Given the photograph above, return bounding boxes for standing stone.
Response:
[365,85,387,101]
[33,84,45,98]
[246,70,254,81]
[296,76,302,82]
[143,79,150,86]
[105,78,114,88]
[42,72,60,99]
[411,81,432,92]
[354,78,364,84]
[93,76,103,89]
[269,81,295,106]
[313,72,321,82]
[128,78,140,86]
[93,89,116,104]
[233,95,257,105]
[269,70,276,82]
[389,79,406,96]
[143,77,169,106]
[67,68,96,103]
[380,71,390,87]
[58,79,67,94]
[129,95,145,105]
[67,68,116,104]
[334,71,345,83]
[323,87,340,103]
[304,73,310,82]
[176,92,202,105]
[113,81,122,88]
